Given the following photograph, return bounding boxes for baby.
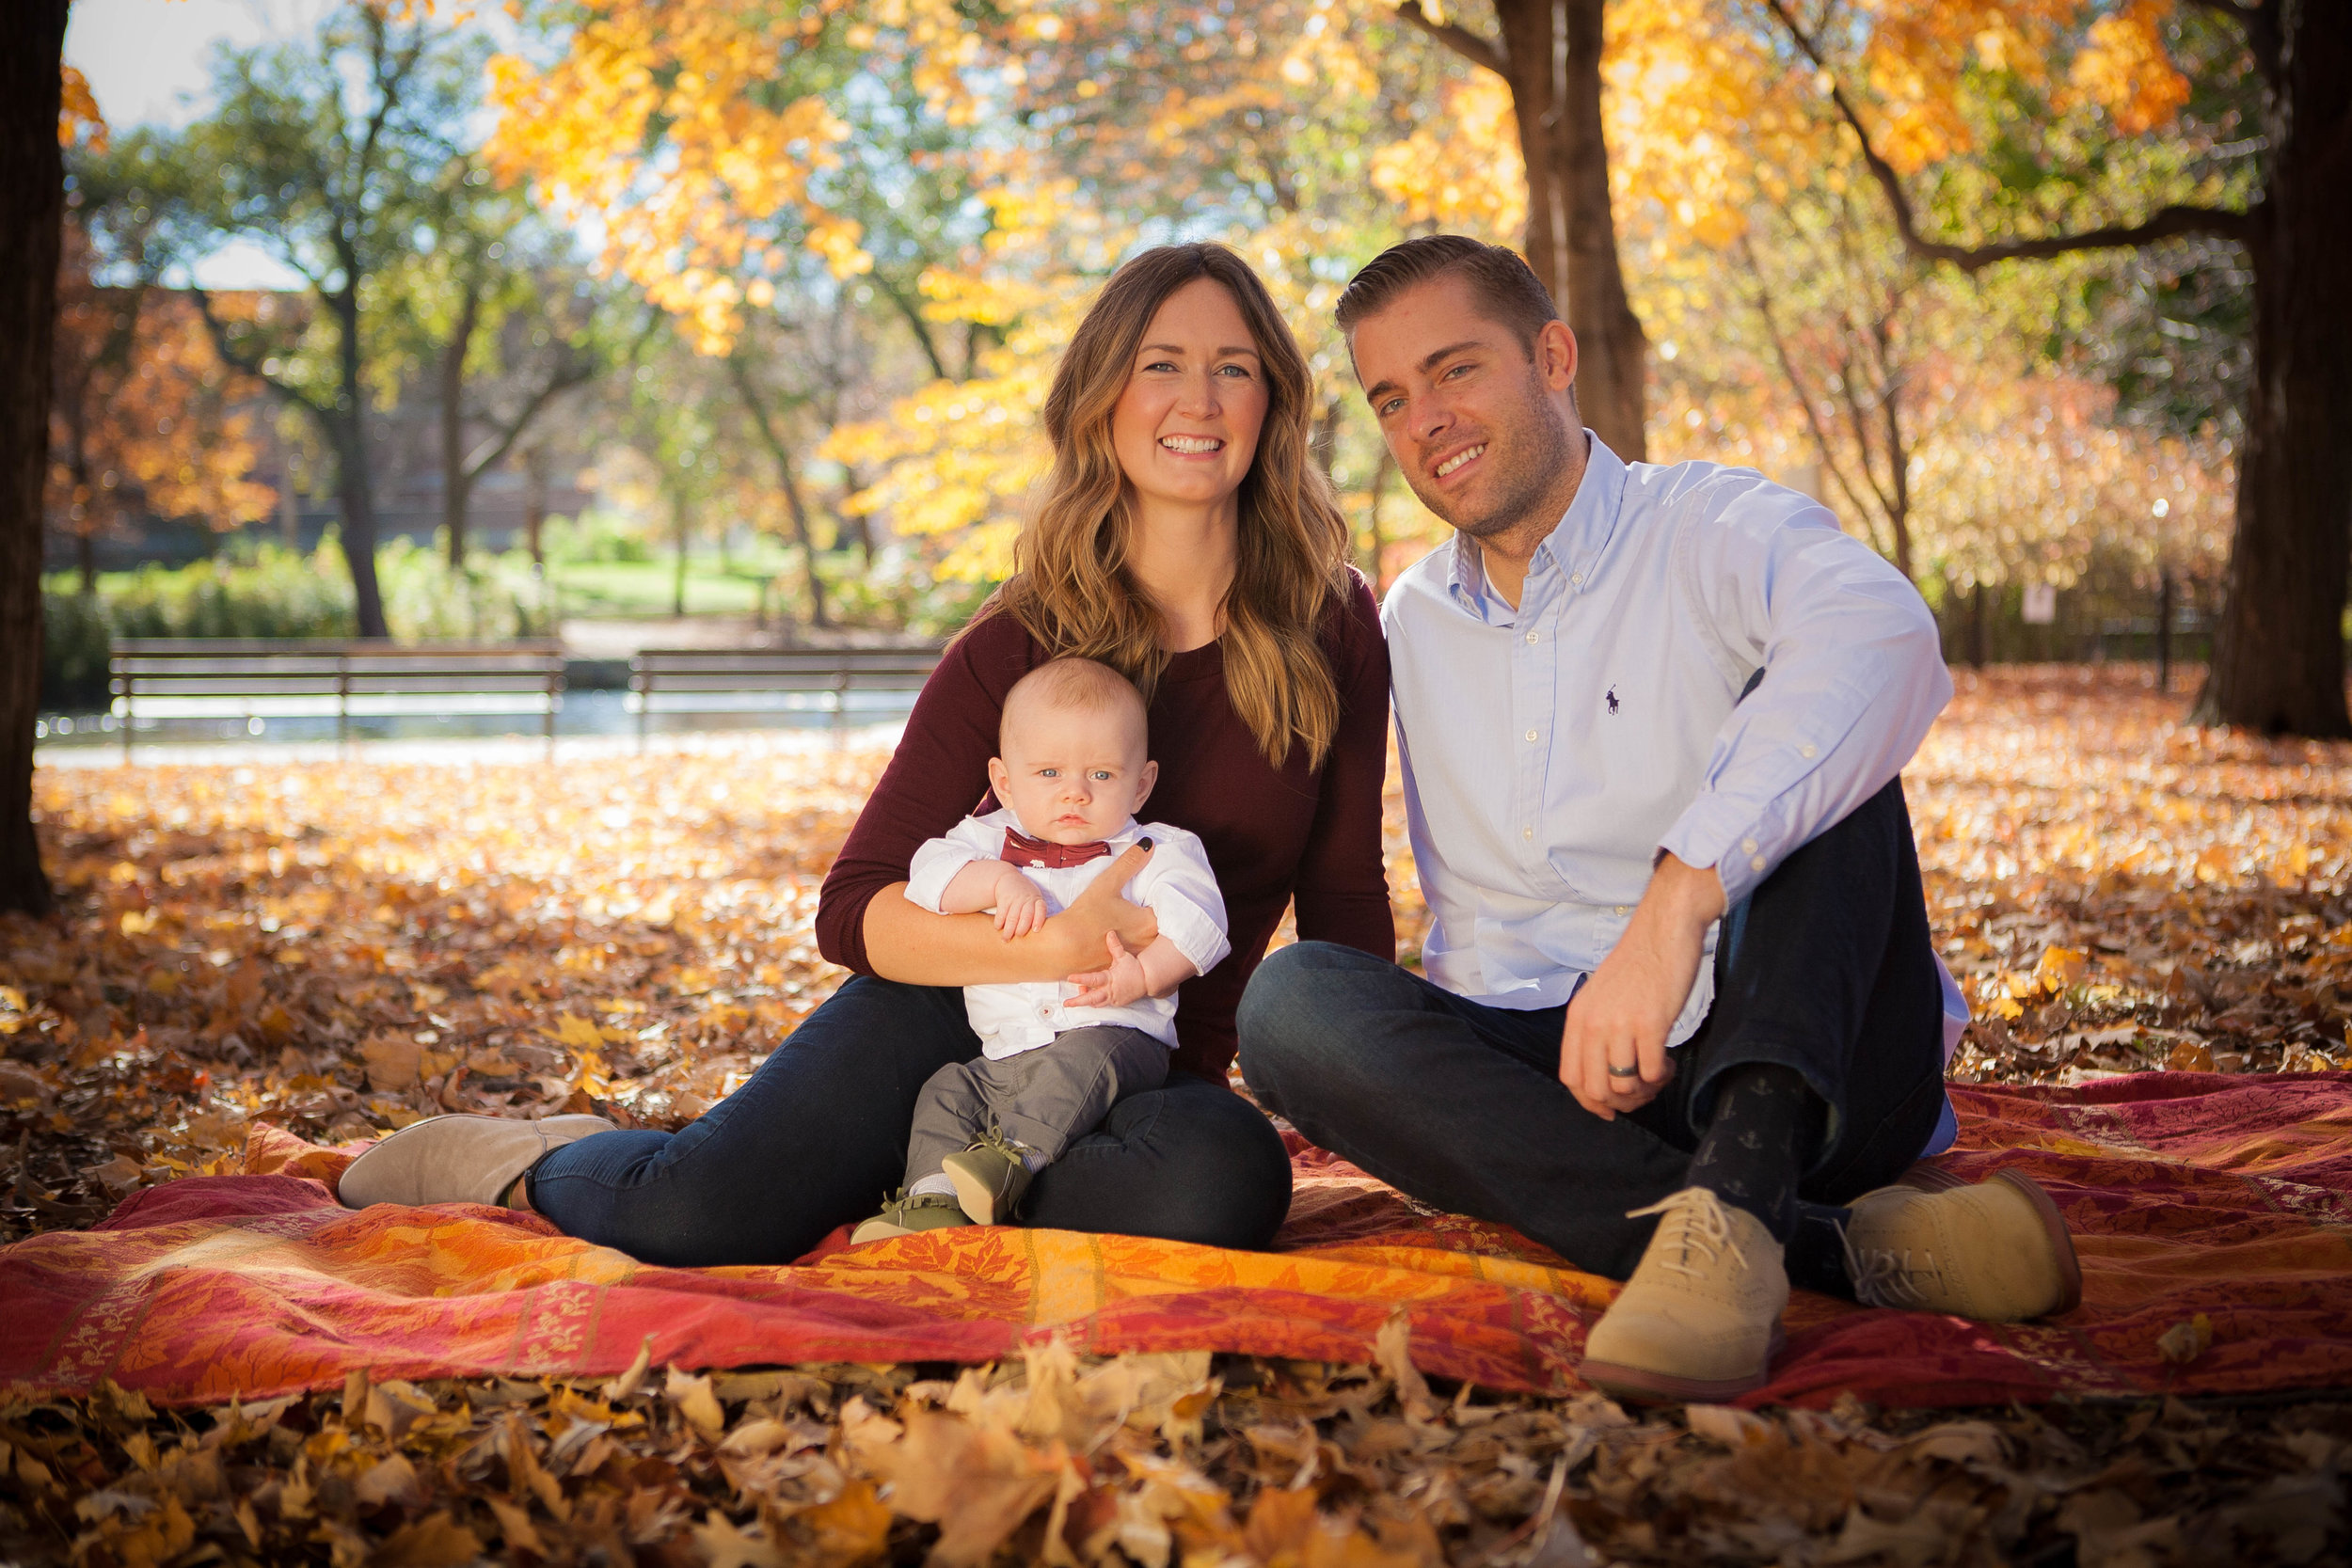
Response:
[852,657,1228,1243]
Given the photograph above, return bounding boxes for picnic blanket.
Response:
[5,1070,2349,1409]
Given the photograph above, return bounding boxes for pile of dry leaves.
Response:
[7,1333,2348,1566]
[4,666,2350,1564]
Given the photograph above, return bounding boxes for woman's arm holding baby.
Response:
[860,842,1161,986]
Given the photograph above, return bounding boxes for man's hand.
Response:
[1559,852,1726,1119]
[990,867,1049,940]
[1064,931,1149,1009]
[1043,840,1158,973]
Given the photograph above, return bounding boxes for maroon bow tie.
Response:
[1004,827,1114,869]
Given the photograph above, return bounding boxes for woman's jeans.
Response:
[1238,776,1947,1285]
[528,976,1295,1266]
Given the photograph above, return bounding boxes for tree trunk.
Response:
[725,356,832,629]
[1490,0,1646,460]
[440,277,481,566]
[2194,7,2352,736]
[1,0,68,916]
[326,288,389,638]
[331,414,389,639]
[671,486,690,619]
[523,445,548,569]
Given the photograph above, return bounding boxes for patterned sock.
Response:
[1685,1063,1826,1244]
[909,1173,958,1200]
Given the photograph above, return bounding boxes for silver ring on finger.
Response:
[1606,1063,1641,1079]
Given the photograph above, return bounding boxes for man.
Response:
[1237,235,2079,1402]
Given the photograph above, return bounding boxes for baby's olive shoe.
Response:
[943,1129,1035,1226]
[850,1190,973,1245]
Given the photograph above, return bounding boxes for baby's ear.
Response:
[1134,758,1159,807]
[986,756,1012,798]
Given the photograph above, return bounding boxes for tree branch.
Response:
[188,285,333,421]
[873,273,949,382]
[461,351,597,483]
[1739,237,1888,554]
[1764,0,2253,271]
[1390,1,1506,77]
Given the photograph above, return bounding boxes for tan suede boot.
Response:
[337,1114,615,1210]
[1843,1168,2082,1321]
[1578,1187,1788,1403]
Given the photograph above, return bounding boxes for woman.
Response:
[339,244,1393,1264]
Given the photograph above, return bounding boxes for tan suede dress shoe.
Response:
[1579,1186,1789,1403]
[337,1114,616,1210]
[1843,1167,2082,1321]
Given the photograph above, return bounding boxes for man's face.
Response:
[987,701,1157,846]
[1349,275,1581,540]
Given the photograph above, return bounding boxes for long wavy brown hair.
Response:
[990,244,1351,769]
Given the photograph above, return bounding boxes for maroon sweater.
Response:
[816,571,1394,1082]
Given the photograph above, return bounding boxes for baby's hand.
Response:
[1065,931,1148,1009]
[992,868,1049,940]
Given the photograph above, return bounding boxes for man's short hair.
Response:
[1001,657,1147,746]
[1334,235,1560,353]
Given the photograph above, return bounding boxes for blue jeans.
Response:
[528,976,1294,1266]
[1238,776,1947,1287]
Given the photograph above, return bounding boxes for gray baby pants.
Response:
[902,1024,1170,1186]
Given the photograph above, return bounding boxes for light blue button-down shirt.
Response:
[1384,436,1965,1148]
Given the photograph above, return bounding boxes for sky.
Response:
[68,0,341,287]
[63,0,516,289]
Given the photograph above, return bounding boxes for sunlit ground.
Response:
[7,663,2347,1236]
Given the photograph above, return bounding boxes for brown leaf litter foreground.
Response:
[6,665,2352,1563]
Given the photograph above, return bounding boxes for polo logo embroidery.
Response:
[1605,687,1620,715]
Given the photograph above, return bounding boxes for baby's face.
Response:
[988,700,1156,846]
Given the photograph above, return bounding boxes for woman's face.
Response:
[1108,277,1270,517]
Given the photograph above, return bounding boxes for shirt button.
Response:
[1524,630,1538,644]
[1525,729,1538,742]
[1614,905,1628,916]
[1800,744,1818,758]
[1037,1004,1053,1018]
[1523,828,1534,841]
[1741,837,1757,854]
[1571,574,1583,587]
[1751,854,1767,872]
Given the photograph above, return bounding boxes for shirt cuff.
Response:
[1659,794,1776,908]
[1150,891,1232,977]
[904,844,980,913]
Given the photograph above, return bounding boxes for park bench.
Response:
[109,640,567,760]
[627,645,944,745]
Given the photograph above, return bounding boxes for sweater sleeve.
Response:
[1288,571,1395,960]
[815,617,1030,974]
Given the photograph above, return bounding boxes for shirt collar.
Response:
[1443,431,1626,623]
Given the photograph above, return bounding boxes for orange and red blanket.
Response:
[5,1071,2348,1409]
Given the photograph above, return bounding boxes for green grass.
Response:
[548,558,794,618]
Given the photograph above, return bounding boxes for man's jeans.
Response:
[528,977,1293,1267]
[1239,776,1947,1284]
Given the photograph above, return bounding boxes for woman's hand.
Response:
[1064,932,1150,1009]
[1041,840,1158,971]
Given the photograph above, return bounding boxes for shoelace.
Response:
[1624,1188,1748,1281]
[1840,1229,1942,1309]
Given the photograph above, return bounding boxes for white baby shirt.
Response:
[904,808,1231,1058]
